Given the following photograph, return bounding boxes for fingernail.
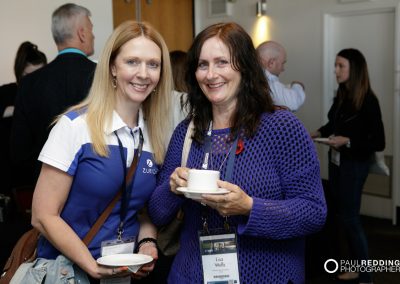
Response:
[121,266,128,271]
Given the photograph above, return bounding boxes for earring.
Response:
[152,87,157,94]
[112,76,117,89]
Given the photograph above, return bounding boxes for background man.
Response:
[11,3,96,187]
[257,40,305,111]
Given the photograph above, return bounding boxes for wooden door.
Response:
[112,0,136,28]
[112,0,193,52]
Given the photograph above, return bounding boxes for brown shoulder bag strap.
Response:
[82,136,141,246]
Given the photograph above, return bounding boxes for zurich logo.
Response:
[146,159,153,167]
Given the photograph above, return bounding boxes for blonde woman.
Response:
[29,21,174,282]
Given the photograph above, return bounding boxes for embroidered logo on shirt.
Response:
[143,159,158,175]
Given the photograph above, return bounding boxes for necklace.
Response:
[208,141,234,172]
[203,121,235,172]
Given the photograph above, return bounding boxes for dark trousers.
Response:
[329,157,372,282]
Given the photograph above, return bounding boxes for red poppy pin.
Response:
[236,138,244,155]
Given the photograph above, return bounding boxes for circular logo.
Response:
[324,259,339,273]
[146,159,153,167]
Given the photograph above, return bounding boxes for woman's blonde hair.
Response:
[67,20,173,164]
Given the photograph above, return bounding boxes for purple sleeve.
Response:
[238,112,327,239]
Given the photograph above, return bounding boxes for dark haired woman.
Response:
[312,48,385,284]
[149,22,327,284]
[0,41,47,193]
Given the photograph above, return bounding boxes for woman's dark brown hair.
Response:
[186,22,273,143]
[14,41,47,84]
[170,50,188,93]
[336,48,375,110]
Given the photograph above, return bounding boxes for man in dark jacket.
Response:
[11,3,96,187]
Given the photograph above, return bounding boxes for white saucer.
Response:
[313,137,330,143]
[97,253,153,273]
[177,187,229,200]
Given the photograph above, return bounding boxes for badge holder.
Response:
[197,122,241,283]
[101,236,136,257]
[198,216,241,284]
[100,235,136,284]
[100,130,143,284]
[331,148,340,166]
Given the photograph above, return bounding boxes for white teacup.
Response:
[187,169,220,192]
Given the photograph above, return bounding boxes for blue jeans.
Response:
[329,157,371,282]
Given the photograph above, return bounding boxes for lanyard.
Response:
[202,121,238,182]
[114,128,144,239]
[201,121,239,234]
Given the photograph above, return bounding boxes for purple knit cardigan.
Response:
[149,111,327,284]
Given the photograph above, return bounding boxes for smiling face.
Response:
[111,36,161,107]
[335,55,350,84]
[195,36,241,109]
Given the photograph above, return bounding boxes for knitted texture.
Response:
[149,111,327,284]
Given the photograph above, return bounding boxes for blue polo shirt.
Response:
[37,109,159,259]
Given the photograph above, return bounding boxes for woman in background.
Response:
[170,50,188,93]
[0,41,47,194]
[311,48,385,284]
[170,50,189,121]
[0,41,47,118]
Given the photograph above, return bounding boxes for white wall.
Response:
[0,0,113,85]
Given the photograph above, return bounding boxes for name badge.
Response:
[331,149,340,166]
[100,236,136,284]
[199,229,240,284]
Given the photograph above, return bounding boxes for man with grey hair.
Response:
[11,3,96,187]
[257,40,305,111]
[51,3,94,56]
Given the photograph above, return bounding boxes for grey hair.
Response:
[257,41,283,60]
[51,3,91,45]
